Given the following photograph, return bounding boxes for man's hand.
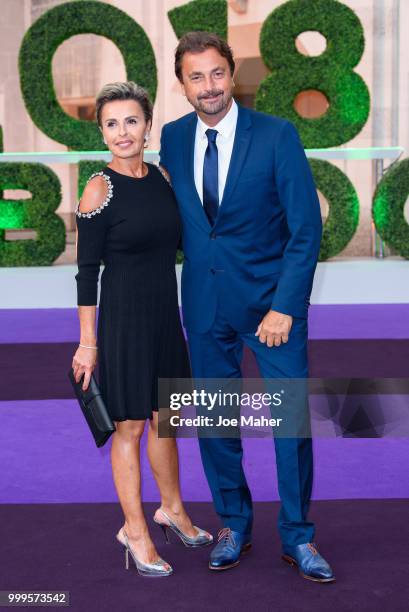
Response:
[255,310,293,348]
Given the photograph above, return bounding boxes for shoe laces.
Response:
[217,527,233,545]
[307,543,318,555]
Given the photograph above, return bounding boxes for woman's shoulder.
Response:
[76,170,114,218]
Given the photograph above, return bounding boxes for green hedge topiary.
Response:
[309,159,359,260]
[372,158,409,259]
[0,163,65,266]
[19,0,157,151]
[255,0,370,148]
[168,0,227,40]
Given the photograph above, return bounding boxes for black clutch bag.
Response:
[68,369,115,447]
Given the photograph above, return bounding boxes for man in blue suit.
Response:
[160,31,334,582]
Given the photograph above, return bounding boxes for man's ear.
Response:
[180,81,186,97]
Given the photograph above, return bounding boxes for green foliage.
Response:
[168,0,227,40]
[0,163,65,266]
[309,159,359,260]
[372,158,409,259]
[11,0,399,267]
[19,0,157,151]
[256,0,370,147]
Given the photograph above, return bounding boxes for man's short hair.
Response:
[174,31,235,82]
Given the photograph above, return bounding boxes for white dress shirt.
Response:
[194,98,238,205]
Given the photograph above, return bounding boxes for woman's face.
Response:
[99,99,150,159]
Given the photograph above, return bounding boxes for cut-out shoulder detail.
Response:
[75,171,114,218]
[157,165,172,186]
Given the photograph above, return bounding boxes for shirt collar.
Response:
[197,98,238,140]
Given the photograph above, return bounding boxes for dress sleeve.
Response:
[75,172,114,306]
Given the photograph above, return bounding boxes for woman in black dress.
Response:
[72,82,212,577]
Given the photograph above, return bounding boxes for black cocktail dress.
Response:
[75,163,190,421]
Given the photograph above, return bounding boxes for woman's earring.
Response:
[144,133,150,148]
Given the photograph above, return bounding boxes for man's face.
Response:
[180,47,234,117]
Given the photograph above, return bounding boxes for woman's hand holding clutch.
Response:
[72,344,98,391]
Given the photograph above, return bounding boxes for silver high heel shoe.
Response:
[116,528,173,577]
[153,508,213,548]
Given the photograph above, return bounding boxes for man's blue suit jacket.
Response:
[160,102,322,334]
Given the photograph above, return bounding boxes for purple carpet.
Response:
[1,304,409,343]
[1,500,408,611]
[1,399,408,504]
[1,305,409,504]
[1,339,409,401]
[1,304,409,609]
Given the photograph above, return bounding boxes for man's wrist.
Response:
[270,308,292,318]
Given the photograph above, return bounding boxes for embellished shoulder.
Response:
[75,171,114,218]
[157,164,172,186]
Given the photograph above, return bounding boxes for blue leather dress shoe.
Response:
[209,528,252,571]
[282,543,335,583]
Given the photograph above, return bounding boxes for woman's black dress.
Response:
[75,163,191,421]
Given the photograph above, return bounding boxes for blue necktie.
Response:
[203,128,219,226]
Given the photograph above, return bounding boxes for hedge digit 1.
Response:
[168,0,227,40]
[255,0,370,148]
[0,163,65,266]
[19,0,157,151]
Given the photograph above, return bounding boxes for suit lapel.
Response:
[184,113,212,230]
[184,112,197,186]
[217,104,252,214]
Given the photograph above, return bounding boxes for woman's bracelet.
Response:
[79,343,98,350]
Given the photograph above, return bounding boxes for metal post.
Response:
[372,158,386,258]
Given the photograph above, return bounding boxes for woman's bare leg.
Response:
[147,412,198,537]
[111,419,171,567]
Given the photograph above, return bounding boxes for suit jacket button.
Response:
[210,232,216,239]
[210,268,215,274]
